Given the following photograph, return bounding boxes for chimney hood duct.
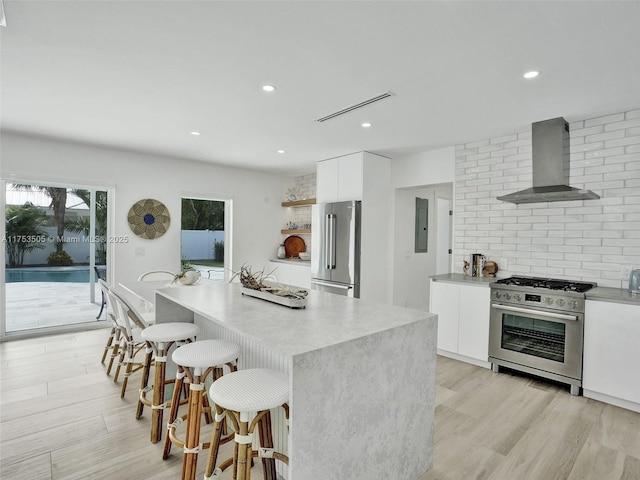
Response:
[496,117,600,204]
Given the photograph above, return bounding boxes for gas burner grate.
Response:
[495,276,596,293]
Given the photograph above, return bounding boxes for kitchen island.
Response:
[153,282,438,480]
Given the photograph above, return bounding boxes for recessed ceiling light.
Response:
[262,85,276,92]
[190,131,201,136]
[523,71,540,79]
[361,122,372,128]
[277,149,285,154]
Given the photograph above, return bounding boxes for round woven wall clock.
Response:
[127,198,171,239]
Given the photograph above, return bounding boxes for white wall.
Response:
[390,146,455,309]
[0,132,288,285]
[454,108,640,289]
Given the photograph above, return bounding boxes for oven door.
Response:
[489,303,583,381]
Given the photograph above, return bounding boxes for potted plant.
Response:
[174,261,201,285]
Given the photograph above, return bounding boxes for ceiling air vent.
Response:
[316,91,395,122]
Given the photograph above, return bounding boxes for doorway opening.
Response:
[180,196,226,282]
[3,182,109,336]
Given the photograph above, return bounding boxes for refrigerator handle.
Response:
[326,213,336,269]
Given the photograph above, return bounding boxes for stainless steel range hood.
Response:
[497,117,600,204]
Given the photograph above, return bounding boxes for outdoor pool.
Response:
[5,266,91,283]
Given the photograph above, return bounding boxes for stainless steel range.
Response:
[489,276,596,395]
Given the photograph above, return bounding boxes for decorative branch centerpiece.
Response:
[232,264,308,309]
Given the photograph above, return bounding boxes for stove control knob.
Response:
[494,291,501,299]
[504,293,511,301]
[556,298,565,307]
[544,297,554,305]
[568,300,579,310]
[513,294,522,302]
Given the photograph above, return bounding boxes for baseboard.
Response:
[583,389,640,414]
[437,349,491,369]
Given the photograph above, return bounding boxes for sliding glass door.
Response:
[2,180,110,336]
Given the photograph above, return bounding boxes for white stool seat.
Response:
[209,368,289,413]
[172,339,241,370]
[141,323,199,343]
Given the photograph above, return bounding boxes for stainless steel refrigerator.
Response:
[311,200,361,298]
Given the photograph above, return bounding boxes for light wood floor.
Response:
[1,328,639,480]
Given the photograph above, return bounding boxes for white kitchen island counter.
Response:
[153,281,438,480]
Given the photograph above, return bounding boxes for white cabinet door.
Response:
[288,264,311,289]
[268,261,290,285]
[584,300,640,404]
[337,153,363,201]
[458,285,490,361]
[430,281,459,353]
[316,158,339,203]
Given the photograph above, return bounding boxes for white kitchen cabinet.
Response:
[268,261,311,289]
[429,279,490,367]
[583,300,640,412]
[316,152,363,203]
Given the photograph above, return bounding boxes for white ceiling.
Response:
[1,1,639,176]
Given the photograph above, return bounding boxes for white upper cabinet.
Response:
[317,152,363,203]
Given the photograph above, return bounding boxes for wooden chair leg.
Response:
[106,332,121,375]
[101,326,115,364]
[136,347,153,419]
[162,367,186,460]
[120,342,135,398]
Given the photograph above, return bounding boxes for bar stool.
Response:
[137,322,200,443]
[204,368,290,480]
[162,339,242,480]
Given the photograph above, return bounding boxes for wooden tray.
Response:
[241,286,307,309]
[283,235,306,258]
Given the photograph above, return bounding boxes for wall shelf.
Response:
[281,229,311,234]
[281,198,316,208]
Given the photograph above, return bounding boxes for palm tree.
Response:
[11,184,67,253]
[5,202,49,267]
[68,189,108,264]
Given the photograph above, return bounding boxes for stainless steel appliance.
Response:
[496,117,599,204]
[311,200,361,297]
[489,276,596,395]
[629,269,640,294]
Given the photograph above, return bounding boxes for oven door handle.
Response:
[491,303,579,321]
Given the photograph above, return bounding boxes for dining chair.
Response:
[97,279,121,376]
[137,270,176,282]
[109,288,150,398]
[94,266,107,319]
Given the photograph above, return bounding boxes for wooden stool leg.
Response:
[136,345,153,419]
[204,405,229,479]
[257,411,277,480]
[182,377,204,480]
[150,344,168,443]
[236,415,250,480]
[163,366,186,460]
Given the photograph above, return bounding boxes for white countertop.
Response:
[269,258,311,266]
[430,272,497,286]
[154,282,435,357]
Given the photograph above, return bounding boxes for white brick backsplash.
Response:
[584,112,625,127]
[454,109,640,287]
[626,109,640,120]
